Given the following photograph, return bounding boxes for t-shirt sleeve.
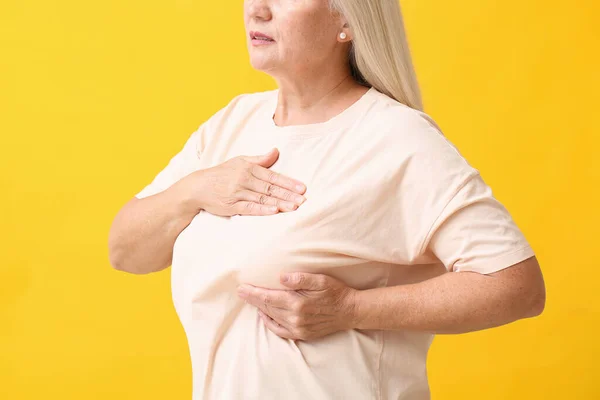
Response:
[384,111,535,275]
[419,173,535,274]
[134,125,203,199]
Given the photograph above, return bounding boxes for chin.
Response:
[250,62,273,72]
[249,56,277,73]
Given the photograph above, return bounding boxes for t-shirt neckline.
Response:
[266,86,376,139]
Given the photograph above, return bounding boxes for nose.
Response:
[246,0,272,22]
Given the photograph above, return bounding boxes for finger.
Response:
[239,148,280,168]
[236,190,298,212]
[280,273,330,291]
[234,201,279,216]
[258,310,296,339]
[237,285,292,310]
[243,293,291,330]
[245,174,306,207]
[250,163,307,196]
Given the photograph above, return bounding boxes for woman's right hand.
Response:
[179,148,307,217]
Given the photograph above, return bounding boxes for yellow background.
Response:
[1,0,598,398]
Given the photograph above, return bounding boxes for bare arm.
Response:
[108,182,199,275]
[352,256,546,334]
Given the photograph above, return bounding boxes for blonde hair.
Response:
[329,0,424,111]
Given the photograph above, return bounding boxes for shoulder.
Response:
[366,88,468,160]
[206,89,276,125]
[361,88,479,179]
[366,88,443,143]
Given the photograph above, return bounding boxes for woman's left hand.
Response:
[237,273,358,341]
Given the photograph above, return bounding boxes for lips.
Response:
[249,30,275,42]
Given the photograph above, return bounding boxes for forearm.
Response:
[108,182,199,275]
[352,267,543,334]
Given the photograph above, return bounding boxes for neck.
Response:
[272,65,368,127]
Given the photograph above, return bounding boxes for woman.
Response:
[108,0,546,399]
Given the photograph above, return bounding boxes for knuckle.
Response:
[289,315,302,327]
[262,294,271,305]
[223,196,237,207]
[282,190,293,201]
[227,181,238,194]
[297,274,307,285]
[234,175,245,189]
[238,172,251,185]
[292,301,304,314]
[267,171,278,184]
[265,183,275,195]
[258,194,269,205]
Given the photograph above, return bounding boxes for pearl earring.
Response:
[339,32,347,40]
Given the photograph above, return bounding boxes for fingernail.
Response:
[294,195,306,205]
[296,184,305,192]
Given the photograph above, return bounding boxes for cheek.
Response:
[282,10,336,52]
[278,20,323,56]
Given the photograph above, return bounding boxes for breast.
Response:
[171,194,395,322]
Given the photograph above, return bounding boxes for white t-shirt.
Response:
[135,87,535,399]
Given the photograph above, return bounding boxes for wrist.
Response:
[347,287,394,331]
[346,288,367,330]
[167,173,205,217]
